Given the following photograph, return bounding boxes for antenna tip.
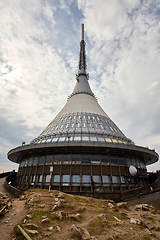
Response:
[81,23,84,40]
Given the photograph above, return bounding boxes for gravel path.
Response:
[0,177,8,195]
[0,198,26,240]
[0,177,26,239]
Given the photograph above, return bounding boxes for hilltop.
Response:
[1,189,160,240]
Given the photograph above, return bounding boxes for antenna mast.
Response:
[81,23,84,40]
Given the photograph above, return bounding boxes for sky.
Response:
[0,0,160,172]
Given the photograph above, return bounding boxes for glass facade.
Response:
[32,113,133,145]
[19,154,146,169]
[19,173,137,188]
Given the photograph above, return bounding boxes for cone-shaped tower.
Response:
[8,24,158,200]
[31,24,132,146]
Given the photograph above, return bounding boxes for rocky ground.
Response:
[0,189,159,240]
[1,188,160,240]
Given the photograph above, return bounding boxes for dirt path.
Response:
[0,199,26,240]
[0,177,8,195]
[128,190,160,209]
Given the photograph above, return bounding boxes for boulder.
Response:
[55,225,61,232]
[48,226,53,231]
[144,228,152,235]
[130,218,141,225]
[70,224,90,240]
[19,195,25,200]
[41,218,49,223]
[90,237,97,240]
[113,216,121,222]
[24,223,38,229]
[49,193,54,197]
[3,220,9,224]
[117,202,127,208]
[44,232,52,237]
[135,204,151,211]
[54,211,63,220]
[52,199,64,210]
[68,213,81,221]
[39,204,45,208]
[81,227,91,240]
[71,224,81,234]
[105,199,114,203]
[7,201,12,208]
[58,192,64,198]
[108,203,114,208]
[26,229,38,235]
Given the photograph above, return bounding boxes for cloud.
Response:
[78,0,160,170]
[0,0,76,129]
[0,0,77,169]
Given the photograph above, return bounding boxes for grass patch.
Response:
[143,236,151,240]
[33,198,42,204]
[77,207,86,213]
[70,231,82,240]
[88,217,106,235]
[60,202,75,210]
[14,225,26,240]
[0,211,6,217]
[31,210,51,220]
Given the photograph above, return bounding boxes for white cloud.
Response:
[78,0,140,41]
[78,0,160,171]
[0,0,74,129]
[0,0,76,168]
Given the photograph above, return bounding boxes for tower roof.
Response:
[32,24,133,145]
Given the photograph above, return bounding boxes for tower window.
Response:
[112,176,119,184]
[92,175,101,183]
[32,175,36,183]
[62,175,70,182]
[90,136,97,141]
[59,137,65,142]
[82,136,89,141]
[74,136,81,141]
[52,137,58,142]
[38,175,43,182]
[82,175,90,183]
[45,175,51,183]
[120,176,125,184]
[72,175,80,183]
[54,175,60,182]
[102,176,110,183]
[97,137,105,142]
